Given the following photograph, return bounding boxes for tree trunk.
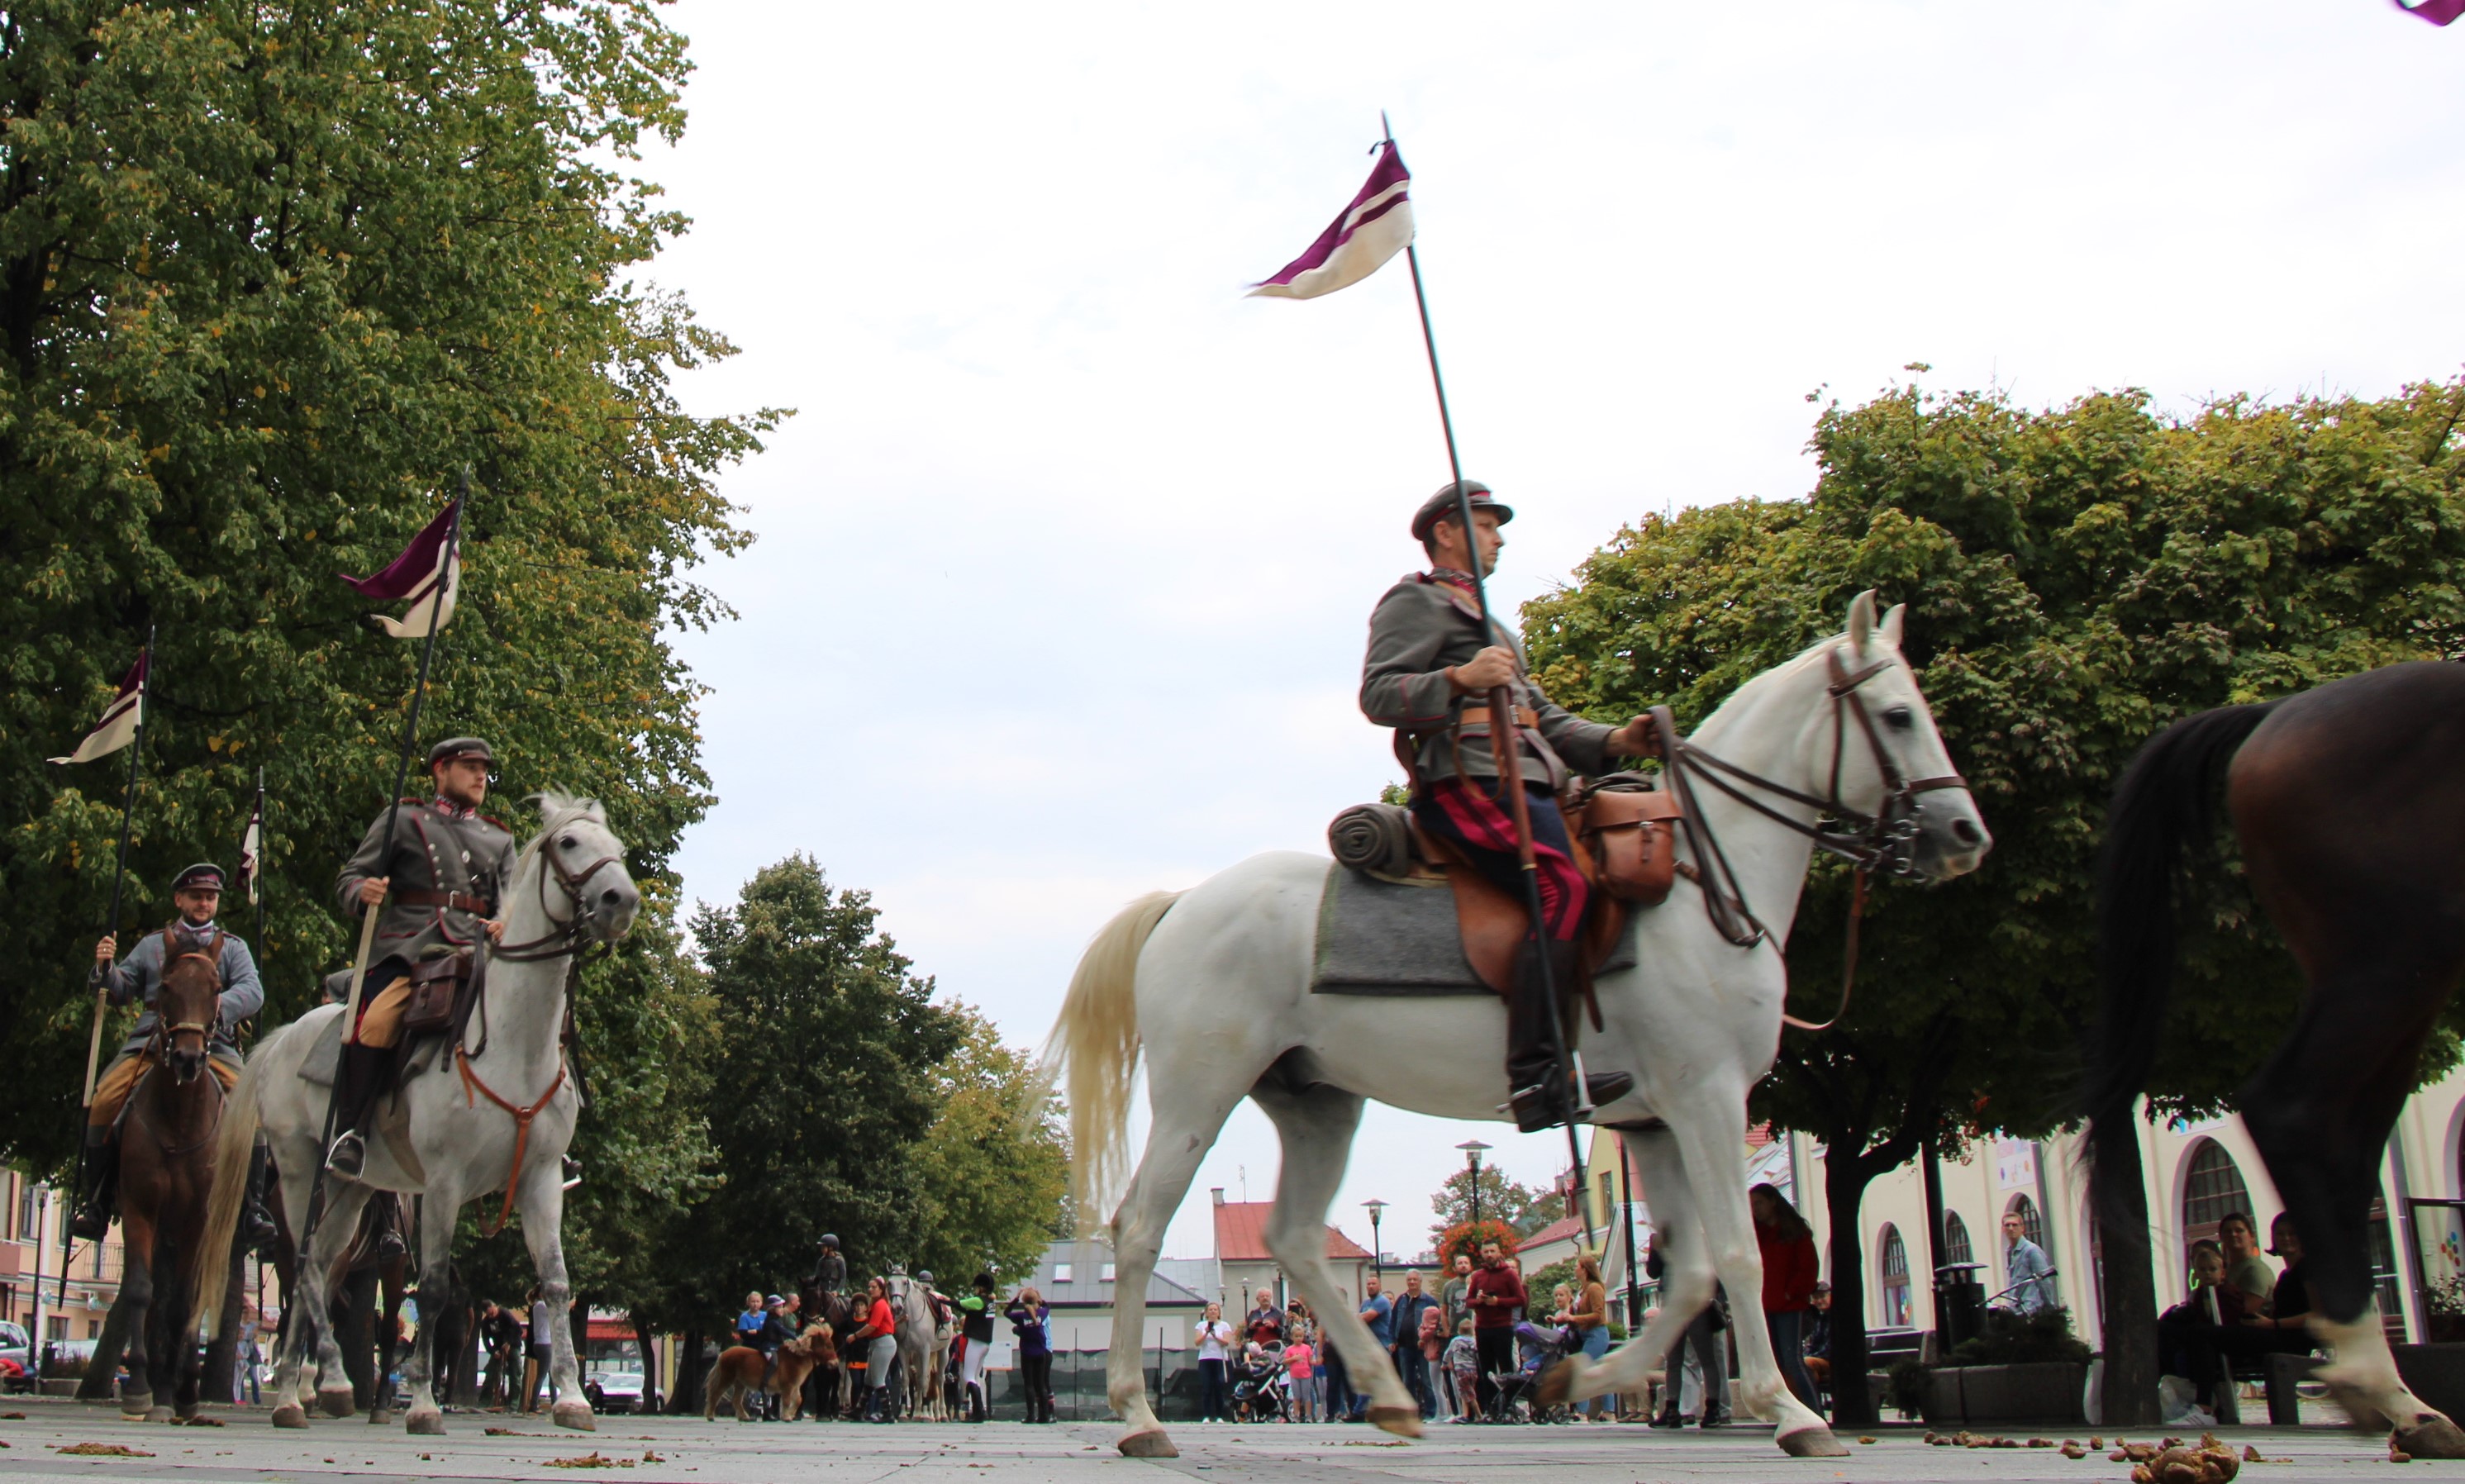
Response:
[671,1326,702,1413]
[2092,1110,2161,1427]
[634,1315,661,1412]
[1823,1151,1882,1427]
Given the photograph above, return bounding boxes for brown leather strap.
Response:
[1458,705,1539,730]
[394,887,493,914]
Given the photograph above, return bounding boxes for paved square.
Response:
[0,1399,2426,1481]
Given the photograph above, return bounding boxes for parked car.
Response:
[0,1320,29,1389]
[583,1367,652,1415]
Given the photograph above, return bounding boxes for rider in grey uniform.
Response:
[72,863,274,1245]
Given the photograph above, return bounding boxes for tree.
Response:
[1526,379,2465,1422]
[907,1010,1071,1287]
[1429,1166,1552,1247]
[0,0,782,1173]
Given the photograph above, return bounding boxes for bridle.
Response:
[152,945,225,1070]
[1647,644,1969,1029]
[494,816,627,963]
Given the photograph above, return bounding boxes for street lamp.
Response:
[1362,1199,1387,1279]
[1456,1140,1491,1231]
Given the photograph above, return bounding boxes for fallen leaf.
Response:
[1857,1435,1877,1444]
[55,1444,155,1458]
[546,1452,621,1469]
[644,1452,665,1463]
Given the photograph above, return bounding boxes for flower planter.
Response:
[1921,1362,2090,1427]
[2394,1344,2465,1423]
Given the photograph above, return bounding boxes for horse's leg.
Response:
[117,1216,160,1420]
[404,1190,457,1434]
[1539,1122,1708,1414]
[2244,978,2463,1453]
[1663,1096,1847,1458]
[514,1156,592,1432]
[1102,1064,1249,1457]
[304,1186,374,1418]
[1249,1079,1419,1439]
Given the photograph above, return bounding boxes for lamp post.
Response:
[1456,1140,1492,1233]
[1363,1199,1387,1280]
[26,1186,47,1383]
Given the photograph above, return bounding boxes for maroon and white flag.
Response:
[2398,0,2465,21]
[237,799,263,908]
[49,652,147,765]
[340,497,461,639]
[1249,140,1416,300]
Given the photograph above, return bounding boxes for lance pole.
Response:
[65,626,153,1301]
[306,472,468,1247]
[1382,115,1593,1226]
[251,763,267,959]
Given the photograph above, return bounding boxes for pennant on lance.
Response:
[1249,140,1416,300]
[2397,0,2465,22]
[340,497,462,638]
[48,652,147,765]
[238,798,263,908]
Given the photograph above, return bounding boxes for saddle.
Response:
[1325,776,1682,1002]
[301,949,487,1089]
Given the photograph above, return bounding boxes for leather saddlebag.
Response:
[1576,780,1682,906]
[401,951,471,1038]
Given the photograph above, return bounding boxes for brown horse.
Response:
[260,1187,413,1422]
[115,939,231,1420]
[703,1326,834,1422]
[2092,660,2465,1455]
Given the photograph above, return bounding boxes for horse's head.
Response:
[521,795,642,945]
[157,937,223,1085]
[1820,590,1992,882]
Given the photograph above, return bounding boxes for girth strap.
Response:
[454,1048,566,1237]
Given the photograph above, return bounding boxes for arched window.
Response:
[2181,1139,2253,1244]
[1879,1225,1911,1327]
[1943,1212,1973,1267]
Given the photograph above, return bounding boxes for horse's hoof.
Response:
[317,1389,356,1419]
[1535,1359,1576,1406]
[1777,1423,1852,1458]
[2396,1415,2465,1459]
[145,1406,176,1425]
[1118,1428,1178,1458]
[406,1409,445,1436]
[369,1407,393,1425]
[1366,1404,1422,1439]
[552,1401,596,1432]
[271,1404,309,1429]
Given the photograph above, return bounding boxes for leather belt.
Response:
[395,888,493,914]
[1458,706,1539,730]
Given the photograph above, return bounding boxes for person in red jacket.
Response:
[1464,1240,1526,1417]
[1750,1183,1822,1407]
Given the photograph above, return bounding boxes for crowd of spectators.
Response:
[2157,1209,2313,1422]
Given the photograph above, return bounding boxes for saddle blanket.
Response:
[1311,862,1637,996]
[299,1011,444,1087]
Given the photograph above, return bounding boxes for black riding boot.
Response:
[371,1192,407,1263]
[325,1043,391,1179]
[69,1125,117,1240]
[242,1133,280,1253]
[1506,941,1633,1133]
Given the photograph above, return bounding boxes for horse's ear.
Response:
[1847,589,1878,654]
[1879,602,1906,650]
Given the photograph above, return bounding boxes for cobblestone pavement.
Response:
[0,1398,2429,1481]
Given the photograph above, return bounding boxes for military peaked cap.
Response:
[172,862,226,892]
[426,736,494,768]
[1411,479,1514,543]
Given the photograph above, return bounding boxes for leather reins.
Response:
[1647,644,1969,1031]
[453,819,621,1234]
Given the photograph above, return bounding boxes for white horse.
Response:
[887,1272,945,1420]
[196,793,640,1434]
[1050,593,1992,1459]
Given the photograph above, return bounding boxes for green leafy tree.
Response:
[907,1011,1070,1287]
[0,0,781,1172]
[1429,1165,1552,1246]
[1526,379,2465,1422]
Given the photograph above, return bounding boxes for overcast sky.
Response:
[645,1,2465,1260]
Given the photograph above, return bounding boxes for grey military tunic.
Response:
[1359,571,1617,792]
[96,925,263,1058]
[335,797,518,961]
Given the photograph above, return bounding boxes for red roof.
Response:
[1746,1122,1776,1149]
[586,1319,635,1342]
[1521,1215,1586,1249]
[1212,1201,1373,1263]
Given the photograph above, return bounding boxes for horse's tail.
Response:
[194,1025,276,1334]
[1045,890,1180,1234]
[2085,701,2282,1135]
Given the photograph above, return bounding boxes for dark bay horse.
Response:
[116,942,231,1420]
[2091,660,2465,1454]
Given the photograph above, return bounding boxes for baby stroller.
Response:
[1230,1342,1287,1423]
[1487,1321,1573,1423]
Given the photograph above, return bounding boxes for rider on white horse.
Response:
[326,736,515,1183]
[1360,482,1658,1130]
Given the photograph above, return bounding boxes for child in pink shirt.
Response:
[1284,1333,1318,1422]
